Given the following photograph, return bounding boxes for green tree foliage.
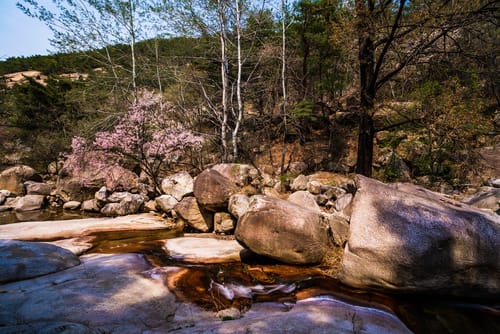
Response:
[1,76,86,170]
[0,0,497,186]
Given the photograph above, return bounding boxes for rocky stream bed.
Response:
[0,213,499,334]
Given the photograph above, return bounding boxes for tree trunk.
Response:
[218,0,229,162]
[354,0,376,177]
[232,0,243,161]
[355,110,374,176]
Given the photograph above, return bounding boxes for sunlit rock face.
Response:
[161,171,194,201]
[193,169,238,212]
[340,175,500,299]
[0,253,177,333]
[0,165,40,195]
[235,195,330,265]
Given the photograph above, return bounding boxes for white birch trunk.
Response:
[218,0,229,161]
[232,0,244,161]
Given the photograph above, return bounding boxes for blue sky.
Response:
[0,0,53,59]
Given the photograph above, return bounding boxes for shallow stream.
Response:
[1,211,499,333]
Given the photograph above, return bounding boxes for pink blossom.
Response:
[64,89,204,193]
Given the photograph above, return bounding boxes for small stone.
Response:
[63,201,81,210]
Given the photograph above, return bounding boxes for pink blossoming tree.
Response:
[65,90,204,193]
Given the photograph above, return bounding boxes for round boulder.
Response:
[193,169,238,212]
[235,195,330,264]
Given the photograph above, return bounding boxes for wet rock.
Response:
[161,171,194,201]
[0,239,80,283]
[0,253,177,333]
[81,199,100,212]
[163,237,244,263]
[13,194,46,212]
[235,195,330,264]
[340,175,500,299]
[0,213,179,241]
[63,201,81,210]
[193,168,238,211]
[169,297,412,334]
[174,197,213,232]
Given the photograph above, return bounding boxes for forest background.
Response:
[0,0,498,190]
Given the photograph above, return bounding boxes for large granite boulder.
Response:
[13,194,46,212]
[339,175,500,299]
[174,196,213,232]
[0,239,80,283]
[100,193,144,216]
[24,181,52,195]
[287,190,321,212]
[56,165,139,202]
[235,195,330,264]
[0,165,41,195]
[161,171,194,201]
[193,168,238,212]
[211,163,259,187]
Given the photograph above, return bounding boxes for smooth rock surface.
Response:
[287,190,321,212]
[235,195,330,264]
[0,213,178,241]
[340,175,500,298]
[174,196,213,232]
[13,194,46,212]
[0,253,177,333]
[0,165,39,195]
[463,187,500,213]
[228,194,250,219]
[163,237,244,263]
[193,168,238,211]
[168,297,413,334]
[25,181,52,195]
[63,200,81,210]
[0,239,80,283]
[161,171,194,201]
[155,194,179,212]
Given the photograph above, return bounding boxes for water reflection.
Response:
[87,236,500,334]
[0,208,103,224]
